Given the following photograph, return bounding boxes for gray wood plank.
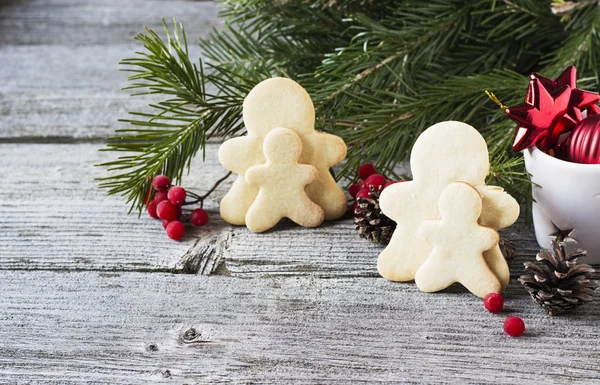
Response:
[0,0,218,140]
[0,0,219,45]
[0,142,230,272]
[0,270,598,384]
[1,142,540,276]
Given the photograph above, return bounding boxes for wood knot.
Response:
[146,343,159,352]
[161,369,172,379]
[182,328,202,343]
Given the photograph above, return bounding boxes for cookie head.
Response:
[438,182,482,222]
[410,121,489,185]
[243,77,315,137]
[263,127,303,163]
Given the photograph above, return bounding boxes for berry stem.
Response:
[182,171,233,208]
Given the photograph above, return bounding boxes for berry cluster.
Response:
[483,293,525,337]
[348,162,403,213]
[146,175,209,240]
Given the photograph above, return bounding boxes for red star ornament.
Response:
[528,66,600,125]
[507,78,571,152]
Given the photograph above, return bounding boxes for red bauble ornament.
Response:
[566,114,600,164]
[483,292,504,314]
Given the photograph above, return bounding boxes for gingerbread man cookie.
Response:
[245,127,324,232]
[377,121,519,286]
[416,182,501,298]
[218,77,347,225]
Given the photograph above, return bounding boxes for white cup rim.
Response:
[527,146,600,172]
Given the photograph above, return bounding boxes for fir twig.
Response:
[97,20,245,213]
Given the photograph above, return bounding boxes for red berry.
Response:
[348,183,361,198]
[156,200,177,221]
[355,188,371,200]
[153,191,168,204]
[365,174,386,191]
[147,201,159,219]
[166,221,185,240]
[358,163,376,180]
[175,206,182,220]
[168,186,187,205]
[153,175,171,192]
[190,208,209,227]
[162,219,170,229]
[504,316,525,337]
[483,293,504,314]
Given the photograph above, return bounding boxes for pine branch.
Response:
[100,0,600,213]
[96,20,245,213]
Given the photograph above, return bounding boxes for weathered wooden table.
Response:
[1,1,599,384]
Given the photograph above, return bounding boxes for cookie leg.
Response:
[220,177,258,225]
[287,196,325,228]
[483,246,510,289]
[306,177,347,221]
[414,255,457,292]
[378,229,430,282]
[245,197,283,233]
[456,258,502,298]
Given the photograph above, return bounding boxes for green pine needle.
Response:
[98,1,600,214]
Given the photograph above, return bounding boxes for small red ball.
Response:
[504,316,525,337]
[348,183,361,198]
[168,186,187,205]
[355,188,371,200]
[153,175,171,192]
[483,293,504,314]
[153,191,169,204]
[162,219,170,229]
[358,163,376,180]
[166,221,185,240]
[147,201,159,219]
[365,174,386,191]
[156,200,177,221]
[190,208,209,226]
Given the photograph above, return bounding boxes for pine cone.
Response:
[353,186,396,245]
[499,238,516,261]
[519,240,598,316]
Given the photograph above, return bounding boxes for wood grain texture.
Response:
[1,142,540,277]
[0,270,598,384]
[0,142,230,272]
[0,0,218,140]
[2,0,598,383]
[0,0,219,46]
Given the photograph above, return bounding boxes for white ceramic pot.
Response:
[523,147,600,264]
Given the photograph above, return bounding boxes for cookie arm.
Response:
[477,186,520,230]
[321,134,347,167]
[418,220,440,243]
[245,164,270,186]
[297,164,319,185]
